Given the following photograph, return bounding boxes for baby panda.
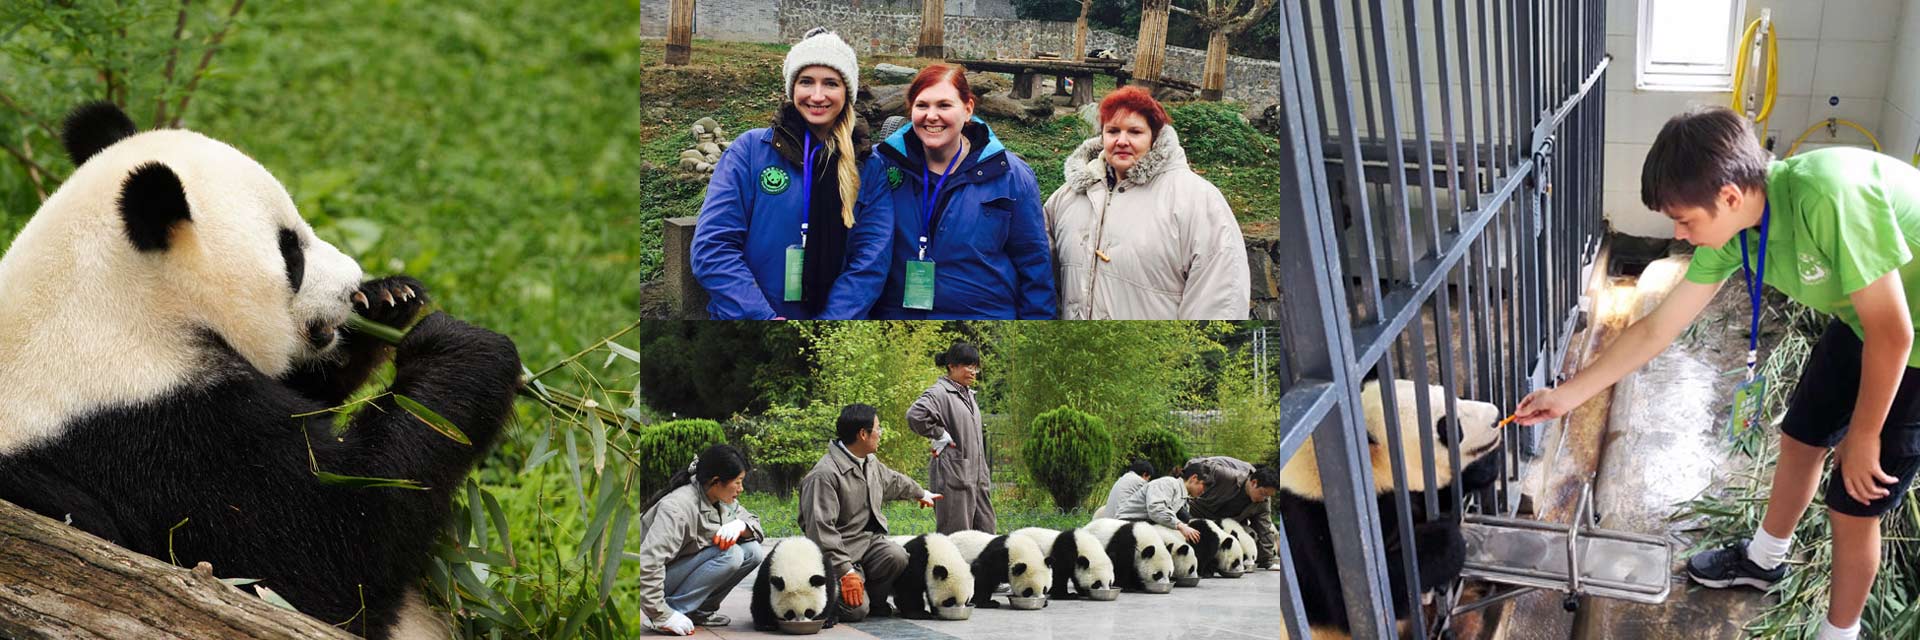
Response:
[1150,524,1200,581]
[1187,518,1243,578]
[751,537,837,630]
[1276,377,1504,638]
[1220,518,1259,573]
[0,103,522,640]
[948,530,1051,607]
[1012,526,1115,600]
[887,533,976,619]
[1082,518,1175,592]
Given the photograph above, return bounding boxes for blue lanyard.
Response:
[800,131,815,248]
[1739,203,1771,377]
[917,142,963,261]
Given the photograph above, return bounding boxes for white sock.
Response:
[1746,528,1791,570]
[1815,617,1860,640]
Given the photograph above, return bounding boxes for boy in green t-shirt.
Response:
[1514,106,1920,640]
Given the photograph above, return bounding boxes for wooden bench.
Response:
[949,57,1130,107]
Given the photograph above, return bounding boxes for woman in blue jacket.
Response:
[862,64,1055,319]
[690,28,889,319]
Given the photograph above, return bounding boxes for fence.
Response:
[1264,0,1607,637]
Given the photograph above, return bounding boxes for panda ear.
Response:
[118,162,192,252]
[1044,557,1054,568]
[772,577,786,591]
[932,565,949,581]
[62,101,138,167]
[809,575,827,588]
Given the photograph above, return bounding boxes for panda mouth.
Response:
[305,319,343,351]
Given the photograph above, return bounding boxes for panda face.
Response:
[1278,379,1503,499]
[770,573,829,621]
[920,534,976,610]
[1003,533,1052,598]
[1129,522,1175,584]
[1071,530,1114,591]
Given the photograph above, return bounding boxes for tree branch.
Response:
[1219,0,1276,36]
[156,0,193,126]
[171,0,247,129]
[3,138,50,201]
[0,89,58,141]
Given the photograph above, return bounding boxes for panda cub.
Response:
[0,103,522,640]
[1187,518,1242,578]
[1082,518,1175,592]
[887,533,976,619]
[1220,518,1259,573]
[948,530,1052,608]
[1012,526,1114,600]
[1276,377,1504,637]
[1150,524,1200,581]
[751,537,837,630]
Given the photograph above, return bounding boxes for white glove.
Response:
[919,491,943,508]
[930,433,954,456]
[647,611,694,635]
[714,519,747,550]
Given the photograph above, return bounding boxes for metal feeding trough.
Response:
[1454,479,1672,614]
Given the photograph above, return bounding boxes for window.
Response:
[1636,0,1747,92]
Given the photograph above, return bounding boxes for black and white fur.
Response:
[1276,377,1504,638]
[949,530,1051,607]
[1187,518,1242,577]
[1220,517,1258,573]
[888,534,976,619]
[751,537,838,630]
[1150,524,1200,581]
[0,103,522,640]
[1013,526,1114,600]
[1082,518,1174,592]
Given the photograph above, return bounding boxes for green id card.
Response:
[1728,374,1768,440]
[904,260,935,310]
[784,245,804,302]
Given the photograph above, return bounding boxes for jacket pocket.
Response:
[974,198,1015,248]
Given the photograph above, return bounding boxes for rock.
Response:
[870,84,909,117]
[679,157,703,172]
[1022,96,1056,119]
[698,142,722,156]
[694,117,720,132]
[872,63,919,84]
[965,72,1008,95]
[680,149,706,162]
[975,92,1028,121]
[1077,103,1102,135]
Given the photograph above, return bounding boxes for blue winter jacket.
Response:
[689,126,890,319]
[864,118,1056,319]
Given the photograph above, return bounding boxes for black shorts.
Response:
[1780,320,1920,518]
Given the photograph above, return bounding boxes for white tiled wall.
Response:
[1603,0,1910,238]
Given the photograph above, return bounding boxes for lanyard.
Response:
[917,143,964,261]
[800,131,816,248]
[1738,203,1772,378]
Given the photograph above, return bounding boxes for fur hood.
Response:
[1060,124,1191,194]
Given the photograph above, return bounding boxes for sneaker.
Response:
[993,583,1012,595]
[686,611,731,627]
[1686,540,1786,590]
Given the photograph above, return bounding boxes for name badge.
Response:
[1728,373,1768,441]
[904,260,936,310]
[784,245,805,302]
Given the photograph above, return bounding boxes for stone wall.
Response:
[644,0,1018,42]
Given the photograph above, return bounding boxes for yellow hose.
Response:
[1731,17,1778,128]
[1786,118,1883,157]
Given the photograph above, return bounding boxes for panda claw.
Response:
[380,290,396,306]
[401,286,415,301]
[352,291,369,308]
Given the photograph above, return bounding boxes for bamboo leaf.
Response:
[255,585,300,613]
[395,394,471,446]
[598,503,633,602]
[316,471,427,490]
[468,480,489,551]
[482,488,517,566]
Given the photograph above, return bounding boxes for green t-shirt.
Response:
[1685,148,1920,365]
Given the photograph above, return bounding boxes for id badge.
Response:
[904,260,936,310]
[784,245,805,302]
[1728,374,1768,439]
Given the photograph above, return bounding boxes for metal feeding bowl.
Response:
[1086,586,1122,601]
[1173,576,1202,588]
[1142,580,1174,594]
[777,619,826,635]
[1007,595,1048,610]
[1217,568,1244,579]
[934,604,975,620]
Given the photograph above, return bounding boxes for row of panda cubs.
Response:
[751,517,1259,629]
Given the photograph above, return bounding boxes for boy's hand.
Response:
[1513,388,1577,425]
[1836,432,1898,504]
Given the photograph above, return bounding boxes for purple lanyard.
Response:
[917,144,963,260]
[799,132,815,248]
[1738,202,1771,374]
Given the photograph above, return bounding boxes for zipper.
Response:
[1085,183,1116,320]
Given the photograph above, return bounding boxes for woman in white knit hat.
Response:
[690,28,888,320]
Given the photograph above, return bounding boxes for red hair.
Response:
[907,64,976,106]
[1098,86,1171,134]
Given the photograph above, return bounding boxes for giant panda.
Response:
[1276,377,1504,639]
[1012,526,1114,600]
[948,530,1051,608]
[1187,518,1244,578]
[751,537,838,630]
[0,102,522,640]
[887,533,976,619]
[1220,517,1259,573]
[1082,518,1175,592]
[1150,524,1200,582]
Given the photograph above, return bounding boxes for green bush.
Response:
[1167,102,1278,167]
[1127,426,1190,479]
[637,418,726,498]
[1021,406,1114,512]
[740,404,836,498]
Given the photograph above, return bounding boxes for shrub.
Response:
[740,404,837,498]
[637,418,726,498]
[1166,102,1278,167]
[1127,426,1190,479]
[1020,406,1114,512]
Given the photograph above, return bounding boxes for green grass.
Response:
[637,39,1283,282]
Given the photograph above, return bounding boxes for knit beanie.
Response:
[784,27,859,107]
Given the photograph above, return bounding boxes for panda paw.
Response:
[353,276,429,328]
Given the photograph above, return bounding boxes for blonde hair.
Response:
[830,106,858,228]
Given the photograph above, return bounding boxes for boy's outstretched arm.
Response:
[1514,278,1725,424]
[1838,269,1910,504]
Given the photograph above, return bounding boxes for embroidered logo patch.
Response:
[759,167,791,195]
[1798,252,1829,284]
[887,167,904,189]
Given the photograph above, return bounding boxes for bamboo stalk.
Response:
[345,314,634,427]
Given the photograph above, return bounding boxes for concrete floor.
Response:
[641,546,1283,640]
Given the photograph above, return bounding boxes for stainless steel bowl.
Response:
[934,604,975,620]
[1007,595,1048,610]
[1173,576,1202,588]
[1142,580,1173,594]
[1086,586,1122,601]
[1217,568,1244,578]
[777,619,825,635]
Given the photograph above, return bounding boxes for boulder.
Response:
[964,72,1009,95]
[975,92,1029,122]
[872,63,919,84]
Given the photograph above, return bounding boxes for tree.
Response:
[1133,0,1172,88]
[1003,322,1211,457]
[918,0,946,59]
[637,321,811,419]
[665,0,694,65]
[1072,0,1093,59]
[1172,0,1279,100]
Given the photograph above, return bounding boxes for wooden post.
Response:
[1201,29,1229,101]
[1134,0,1171,89]
[665,0,694,66]
[1072,0,1091,59]
[918,0,946,59]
